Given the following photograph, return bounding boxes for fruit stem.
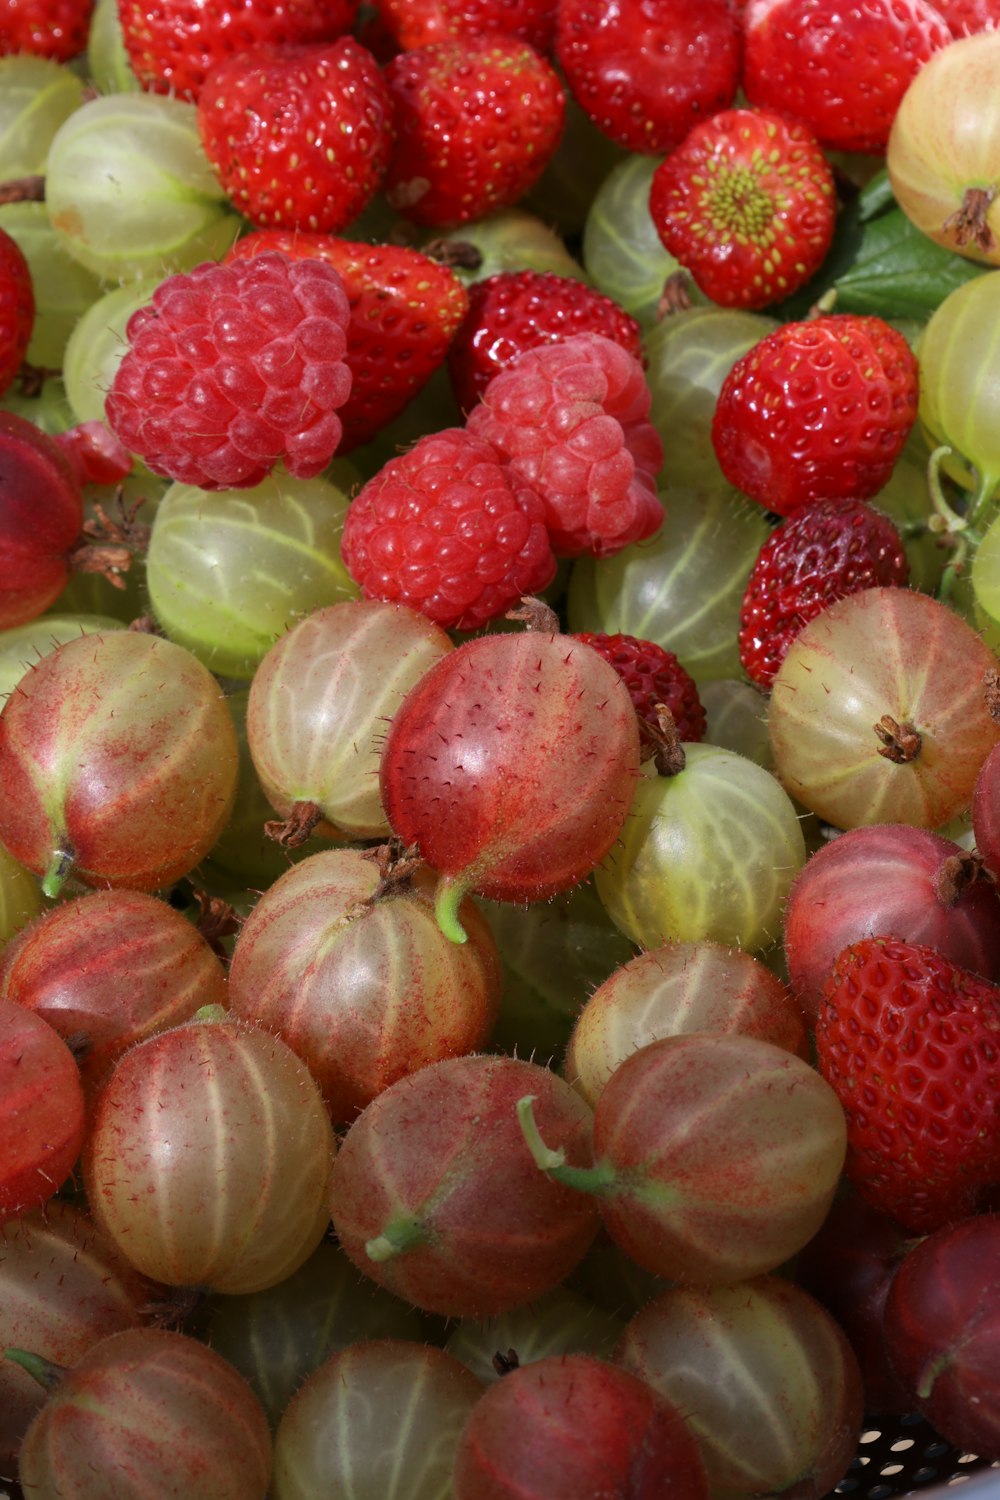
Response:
[41,845,74,899]
[365,1214,428,1263]
[4,1349,65,1391]
[434,875,469,945]
[516,1096,616,1196]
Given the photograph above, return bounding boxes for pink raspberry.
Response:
[465,333,664,558]
[105,251,352,491]
[341,427,557,631]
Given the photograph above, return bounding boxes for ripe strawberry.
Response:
[742,0,952,155]
[555,0,740,155]
[740,499,909,691]
[572,632,707,743]
[0,0,92,59]
[712,315,919,516]
[383,34,566,227]
[0,226,33,399]
[447,269,643,414]
[816,936,1000,1233]
[648,108,836,312]
[227,229,470,452]
[197,38,394,235]
[374,0,556,52]
[934,0,1000,35]
[117,0,360,100]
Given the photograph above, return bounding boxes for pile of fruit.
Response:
[3,0,1000,1496]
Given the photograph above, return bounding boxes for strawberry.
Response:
[815,936,1000,1233]
[197,38,394,237]
[648,108,836,312]
[572,632,707,743]
[0,225,33,398]
[447,269,643,414]
[555,0,740,155]
[383,34,566,227]
[934,0,1000,35]
[226,229,470,452]
[0,0,92,59]
[374,0,556,52]
[117,0,360,100]
[742,0,952,155]
[711,314,919,516]
[739,499,909,691]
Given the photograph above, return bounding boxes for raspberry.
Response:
[465,333,664,558]
[341,427,557,631]
[105,251,353,491]
[573,632,707,743]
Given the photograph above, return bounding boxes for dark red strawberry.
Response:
[555,0,740,155]
[197,38,394,235]
[573,632,706,743]
[383,34,566,227]
[447,269,643,414]
[117,0,359,100]
[742,0,951,155]
[0,226,33,398]
[226,229,469,452]
[739,499,909,690]
[0,0,92,58]
[815,936,1000,1234]
[374,0,556,51]
[712,315,919,515]
[648,107,836,311]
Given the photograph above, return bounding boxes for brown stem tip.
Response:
[505,595,560,634]
[873,714,921,764]
[935,851,988,908]
[984,667,1000,724]
[423,237,483,271]
[644,704,686,777]
[944,185,998,255]
[492,1348,520,1377]
[265,800,323,848]
[0,174,45,205]
[657,270,694,319]
[361,839,423,903]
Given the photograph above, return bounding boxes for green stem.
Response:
[926,446,968,535]
[5,1349,65,1391]
[192,1004,229,1025]
[937,532,969,606]
[41,845,74,899]
[434,874,468,945]
[966,466,1000,531]
[365,1214,428,1263]
[917,1349,952,1402]
[516,1096,617,1196]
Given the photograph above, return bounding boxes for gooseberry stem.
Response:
[41,845,74,899]
[4,1349,65,1391]
[434,875,469,945]
[516,1096,617,1196]
[365,1214,428,1263]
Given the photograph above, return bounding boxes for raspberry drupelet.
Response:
[105,251,353,491]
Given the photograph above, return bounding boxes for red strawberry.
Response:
[934,0,1000,35]
[555,0,740,155]
[0,0,92,58]
[815,936,1000,1233]
[572,632,706,743]
[117,0,360,100]
[197,38,394,235]
[712,314,919,516]
[648,108,836,312]
[742,0,951,155]
[383,34,566,227]
[226,229,470,452]
[447,269,643,414]
[374,0,556,52]
[739,499,909,690]
[0,226,33,398]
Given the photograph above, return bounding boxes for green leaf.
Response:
[831,204,988,320]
